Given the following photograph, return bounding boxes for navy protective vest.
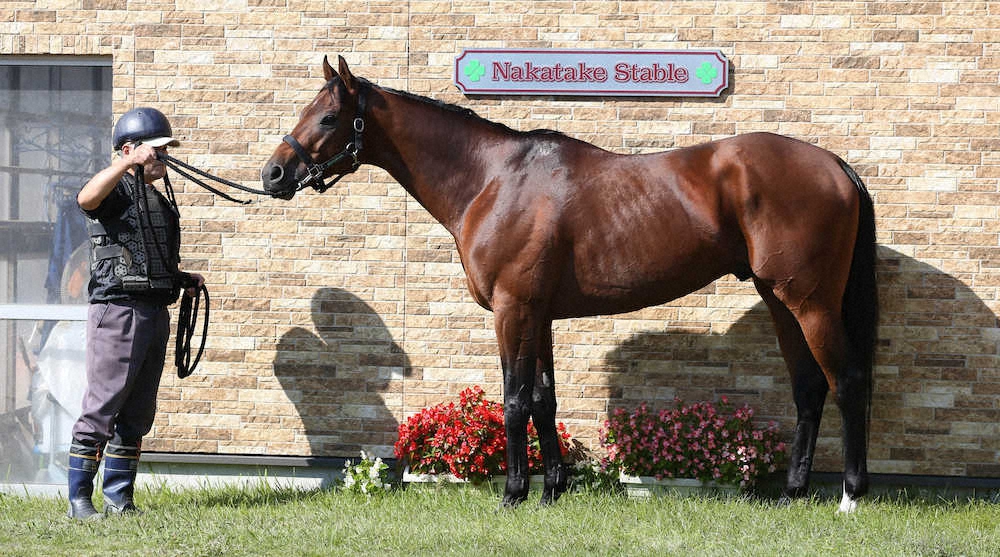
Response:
[83,173,182,306]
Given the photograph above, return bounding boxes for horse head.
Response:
[261,55,366,199]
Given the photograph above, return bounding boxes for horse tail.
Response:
[837,158,878,413]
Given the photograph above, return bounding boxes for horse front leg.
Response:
[532,321,567,505]
[495,304,539,508]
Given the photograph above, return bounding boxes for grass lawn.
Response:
[2,483,999,556]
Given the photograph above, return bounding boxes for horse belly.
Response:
[549,250,731,319]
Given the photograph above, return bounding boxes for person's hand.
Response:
[184,273,205,297]
[124,143,159,167]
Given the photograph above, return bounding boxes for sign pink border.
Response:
[455,49,729,97]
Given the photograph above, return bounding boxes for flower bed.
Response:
[601,398,786,488]
[394,386,572,483]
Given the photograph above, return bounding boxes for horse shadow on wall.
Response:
[273,287,411,459]
[600,247,1000,479]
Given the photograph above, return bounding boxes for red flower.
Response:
[395,386,574,482]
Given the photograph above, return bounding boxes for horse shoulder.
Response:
[449,136,581,312]
[453,177,505,311]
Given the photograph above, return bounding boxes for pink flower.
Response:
[601,399,787,487]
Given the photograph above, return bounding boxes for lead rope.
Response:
[155,152,274,203]
[175,281,208,379]
[134,163,209,379]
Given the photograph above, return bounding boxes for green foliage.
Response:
[567,459,622,495]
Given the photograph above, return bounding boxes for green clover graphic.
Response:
[464,59,486,82]
[695,62,718,85]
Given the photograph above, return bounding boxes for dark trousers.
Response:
[71,300,170,448]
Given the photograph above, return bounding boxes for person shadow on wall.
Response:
[273,288,411,460]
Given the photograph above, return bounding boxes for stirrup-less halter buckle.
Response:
[346,142,360,166]
[306,163,326,181]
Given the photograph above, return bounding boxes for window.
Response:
[0,57,111,485]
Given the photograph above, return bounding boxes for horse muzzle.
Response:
[260,161,298,200]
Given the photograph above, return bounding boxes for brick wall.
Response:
[7,1,1000,477]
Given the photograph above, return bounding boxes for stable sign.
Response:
[455,49,729,97]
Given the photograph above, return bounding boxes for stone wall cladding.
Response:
[7,1,1000,476]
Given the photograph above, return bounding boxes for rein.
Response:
[136,150,268,376]
[282,87,367,193]
[155,152,273,203]
[133,163,210,379]
[137,85,369,377]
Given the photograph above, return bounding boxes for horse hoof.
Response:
[501,493,526,508]
[539,480,567,506]
[539,490,561,506]
[837,491,859,514]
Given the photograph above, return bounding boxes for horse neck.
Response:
[365,90,504,236]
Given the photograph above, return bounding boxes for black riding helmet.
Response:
[112,107,180,151]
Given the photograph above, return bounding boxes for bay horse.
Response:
[262,56,878,512]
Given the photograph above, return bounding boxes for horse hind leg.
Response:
[834,346,870,513]
[755,280,829,502]
[786,304,869,513]
[532,322,567,505]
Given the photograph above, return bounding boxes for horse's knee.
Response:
[505,394,531,420]
[504,398,532,450]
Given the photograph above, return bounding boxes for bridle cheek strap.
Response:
[283,88,366,194]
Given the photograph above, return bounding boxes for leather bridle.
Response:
[282,84,367,194]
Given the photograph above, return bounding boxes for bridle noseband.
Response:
[282,86,367,194]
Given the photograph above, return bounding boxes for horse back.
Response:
[551,132,857,317]
[459,131,857,319]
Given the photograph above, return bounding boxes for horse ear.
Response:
[338,55,358,95]
[322,55,337,81]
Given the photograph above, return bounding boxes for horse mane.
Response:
[356,77,570,140]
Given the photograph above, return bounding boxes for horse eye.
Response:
[320,114,338,128]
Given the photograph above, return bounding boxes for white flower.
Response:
[341,450,390,496]
[369,458,385,480]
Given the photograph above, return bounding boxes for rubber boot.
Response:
[67,443,102,521]
[103,441,142,516]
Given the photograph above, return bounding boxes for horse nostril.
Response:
[267,164,285,184]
